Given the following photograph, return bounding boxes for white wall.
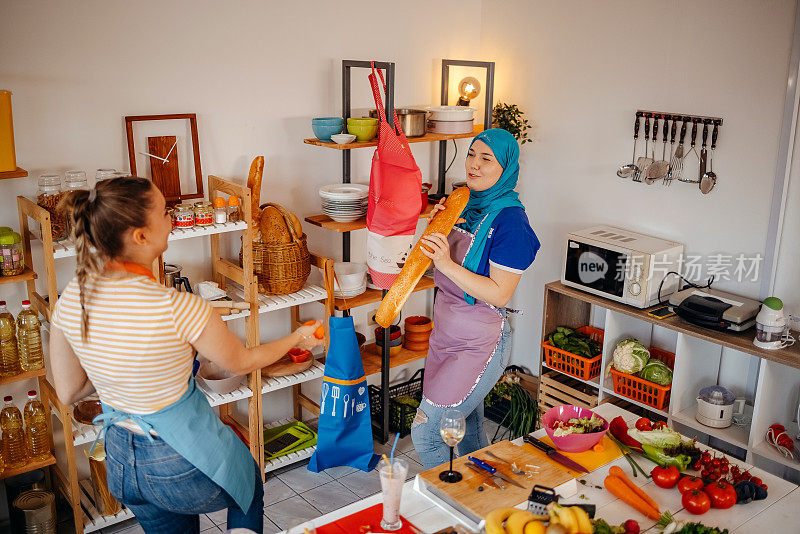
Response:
[0,0,797,398]
[480,0,797,369]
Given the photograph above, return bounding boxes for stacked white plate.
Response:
[319,183,369,222]
[333,262,368,298]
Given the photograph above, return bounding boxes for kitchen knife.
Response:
[523,436,589,474]
[467,456,525,488]
[465,461,506,489]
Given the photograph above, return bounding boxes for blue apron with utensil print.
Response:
[308,316,380,472]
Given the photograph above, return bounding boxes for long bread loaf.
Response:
[375,186,470,328]
[247,156,264,220]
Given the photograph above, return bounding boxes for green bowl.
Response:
[347,117,378,125]
[347,121,379,142]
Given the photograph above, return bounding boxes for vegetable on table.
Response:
[623,519,640,534]
[641,444,692,471]
[547,326,602,359]
[704,481,736,509]
[604,466,660,519]
[656,511,730,534]
[609,466,659,511]
[635,418,652,431]
[609,417,643,452]
[627,427,682,449]
[681,489,711,515]
[677,476,705,495]
[608,338,650,374]
[651,465,681,489]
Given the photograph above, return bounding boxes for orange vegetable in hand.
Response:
[303,320,325,339]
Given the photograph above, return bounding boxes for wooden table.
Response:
[293,404,799,533]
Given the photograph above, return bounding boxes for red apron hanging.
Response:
[366,62,423,289]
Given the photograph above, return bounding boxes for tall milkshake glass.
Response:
[379,457,409,531]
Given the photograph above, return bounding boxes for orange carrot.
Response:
[608,465,660,513]
[604,475,660,520]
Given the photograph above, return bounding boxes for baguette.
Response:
[247,156,264,220]
[375,186,470,328]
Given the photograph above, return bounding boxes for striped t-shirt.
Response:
[51,273,212,426]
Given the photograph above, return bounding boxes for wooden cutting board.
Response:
[261,353,314,377]
[539,434,622,473]
[418,440,574,520]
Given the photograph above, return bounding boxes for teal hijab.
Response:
[458,128,525,305]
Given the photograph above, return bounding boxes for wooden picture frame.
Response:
[124,113,204,204]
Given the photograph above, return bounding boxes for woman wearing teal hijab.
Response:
[411,128,540,469]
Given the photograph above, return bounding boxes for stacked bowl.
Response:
[312,117,344,142]
[347,117,379,142]
[319,183,368,222]
[426,106,476,135]
[333,262,368,298]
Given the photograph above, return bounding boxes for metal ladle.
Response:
[646,114,671,184]
[700,121,719,194]
[617,113,641,178]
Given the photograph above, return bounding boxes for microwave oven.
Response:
[561,225,684,308]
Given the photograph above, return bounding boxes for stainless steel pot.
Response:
[368,108,427,137]
[164,263,192,292]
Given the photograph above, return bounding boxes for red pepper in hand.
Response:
[610,416,643,452]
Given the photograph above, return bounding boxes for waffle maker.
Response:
[668,287,759,332]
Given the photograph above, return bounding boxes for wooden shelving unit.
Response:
[0,266,36,285]
[334,276,434,311]
[539,280,800,481]
[360,343,429,376]
[0,366,46,386]
[0,454,56,480]
[305,203,435,233]
[0,166,28,180]
[303,124,483,150]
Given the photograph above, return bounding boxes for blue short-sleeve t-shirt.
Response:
[469,207,540,277]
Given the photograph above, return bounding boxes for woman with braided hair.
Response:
[49,177,323,533]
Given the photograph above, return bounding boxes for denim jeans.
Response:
[411,316,511,469]
[104,424,264,534]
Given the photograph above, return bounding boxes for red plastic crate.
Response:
[609,346,675,411]
[541,326,604,381]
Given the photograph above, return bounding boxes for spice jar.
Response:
[37,173,66,241]
[227,195,241,222]
[173,204,194,228]
[94,169,116,186]
[166,207,176,229]
[0,230,24,276]
[212,197,228,224]
[64,170,88,191]
[193,201,213,226]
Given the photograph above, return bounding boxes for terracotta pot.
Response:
[375,335,403,348]
[403,330,432,343]
[405,316,433,333]
[403,340,429,352]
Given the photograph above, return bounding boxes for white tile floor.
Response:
[98,419,503,533]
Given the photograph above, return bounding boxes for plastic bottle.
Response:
[24,390,50,461]
[1,396,27,468]
[16,300,43,371]
[0,301,20,377]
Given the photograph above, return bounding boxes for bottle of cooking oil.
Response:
[0,301,20,377]
[24,390,50,461]
[17,300,43,372]
[1,396,27,469]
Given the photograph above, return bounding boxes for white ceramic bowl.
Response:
[426,106,476,121]
[319,183,369,200]
[197,360,243,395]
[427,119,475,134]
[333,262,368,292]
[331,133,356,144]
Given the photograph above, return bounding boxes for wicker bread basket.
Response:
[241,203,310,295]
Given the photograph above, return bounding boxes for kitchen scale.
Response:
[668,287,760,332]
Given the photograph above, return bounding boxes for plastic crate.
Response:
[541,326,604,381]
[609,347,675,411]
[369,369,424,437]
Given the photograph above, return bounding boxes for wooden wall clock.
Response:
[124,113,204,205]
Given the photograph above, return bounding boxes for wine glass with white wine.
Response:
[439,408,466,483]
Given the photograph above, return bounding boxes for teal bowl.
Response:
[312,121,344,142]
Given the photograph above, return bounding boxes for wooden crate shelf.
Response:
[305,202,435,233]
[335,276,435,311]
[0,367,46,386]
[0,167,28,180]
[0,266,36,285]
[361,342,428,377]
[304,124,484,150]
[0,454,56,480]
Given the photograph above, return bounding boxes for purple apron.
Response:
[423,227,505,407]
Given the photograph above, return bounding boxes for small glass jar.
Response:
[212,197,228,224]
[94,168,117,186]
[37,173,66,241]
[64,170,88,191]
[174,204,195,228]
[193,201,213,226]
[227,195,241,222]
[0,231,24,276]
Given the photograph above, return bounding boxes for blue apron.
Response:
[92,376,255,512]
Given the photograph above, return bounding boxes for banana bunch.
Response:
[483,504,592,534]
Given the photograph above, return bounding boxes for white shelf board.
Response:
[199,379,254,407]
[79,478,135,533]
[751,440,800,471]
[36,219,248,259]
[670,406,750,449]
[262,360,325,394]
[221,283,327,322]
[263,418,317,474]
[541,362,601,387]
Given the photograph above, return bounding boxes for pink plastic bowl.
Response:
[542,405,609,453]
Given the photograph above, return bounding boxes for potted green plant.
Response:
[485,368,539,442]
[492,102,532,145]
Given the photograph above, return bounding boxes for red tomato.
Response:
[677,475,705,494]
[682,489,711,515]
[652,421,668,430]
[635,418,653,431]
[651,465,681,489]
[704,480,737,509]
[623,519,640,534]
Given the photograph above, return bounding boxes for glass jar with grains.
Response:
[37,173,66,241]
[0,230,24,276]
[64,170,88,191]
